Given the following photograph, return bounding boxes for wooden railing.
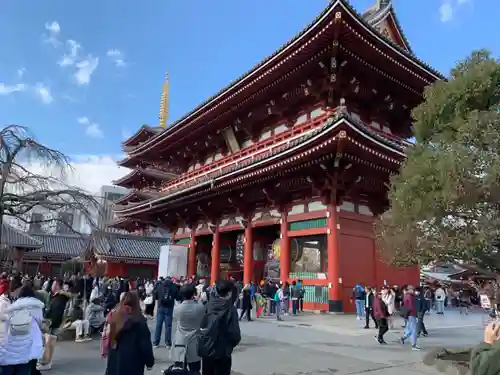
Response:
[159,108,411,193]
[160,111,335,192]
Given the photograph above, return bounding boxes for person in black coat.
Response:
[46,280,72,334]
[105,292,154,375]
[415,287,429,337]
[364,286,378,329]
[239,285,252,321]
[104,287,118,317]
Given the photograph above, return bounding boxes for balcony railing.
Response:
[160,111,334,193]
[158,108,411,193]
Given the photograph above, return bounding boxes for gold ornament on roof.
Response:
[159,72,169,128]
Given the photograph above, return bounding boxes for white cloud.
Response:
[17,68,26,78]
[58,39,81,67]
[439,0,472,23]
[74,56,99,85]
[33,83,53,104]
[106,49,126,68]
[43,21,61,46]
[45,21,60,34]
[0,83,26,95]
[439,2,453,22]
[42,22,100,86]
[0,82,54,104]
[85,123,103,138]
[26,154,127,195]
[77,116,103,138]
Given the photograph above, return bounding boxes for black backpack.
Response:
[158,283,174,306]
[197,310,227,359]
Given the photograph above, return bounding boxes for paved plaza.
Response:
[49,309,483,375]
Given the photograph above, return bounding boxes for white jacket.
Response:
[0,295,11,345]
[0,297,45,365]
[146,282,154,295]
[382,293,395,315]
[435,288,446,300]
[90,286,101,302]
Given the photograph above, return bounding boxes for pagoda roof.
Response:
[362,0,412,54]
[125,0,442,159]
[122,125,163,148]
[87,231,171,262]
[114,190,161,205]
[115,110,408,217]
[113,168,179,188]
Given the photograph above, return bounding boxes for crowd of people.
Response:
[3,271,500,375]
[0,272,248,375]
[352,284,428,350]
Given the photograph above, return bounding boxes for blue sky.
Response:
[0,0,496,191]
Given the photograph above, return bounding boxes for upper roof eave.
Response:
[114,190,161,205]
[116,113,408,217]
[362,1,413,54]
[122,125,164,147]
[125,0,443,158]
[113,168,178,187]
[113,169,140,185]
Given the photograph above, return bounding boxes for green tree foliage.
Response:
[375,50,500,268]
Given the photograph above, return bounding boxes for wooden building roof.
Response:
[24,233,89,261]
[114,108,407,218]
[122,125,163,148]
[121,0,442,161]
[1,223,42,249]
[86,232,171,262]
[113,168,178,189]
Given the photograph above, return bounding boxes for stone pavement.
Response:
[48,309,483,375]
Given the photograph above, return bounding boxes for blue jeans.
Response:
[292,299,299,314]
[355,300,364,317]
[402,315,417,346]
[436,300,445,313]
[1,362,32,375]
[154,306,173,346]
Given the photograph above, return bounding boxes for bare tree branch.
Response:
[0,125,102,238]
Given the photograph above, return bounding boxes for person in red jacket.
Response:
[399,286,421,351]
[373,290,390,344]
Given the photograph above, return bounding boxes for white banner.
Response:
[157,245,188,279]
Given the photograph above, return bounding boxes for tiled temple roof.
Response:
[29,233,89,258]
[1,224,42,249]
[91,232,171,261]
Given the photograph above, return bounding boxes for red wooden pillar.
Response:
[279,208,290,283]
[327,202,342,312]
[211,226,221,285]
[187,230,197,278]
[243,222,253,285]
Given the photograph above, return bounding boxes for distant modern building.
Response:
[28,213,44,233]
[98,185,129,233]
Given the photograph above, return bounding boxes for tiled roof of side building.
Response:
[92,232,172,260]
[1,223,42,249]
[29,233,90,258]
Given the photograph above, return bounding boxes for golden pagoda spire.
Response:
[159,72,169,128]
